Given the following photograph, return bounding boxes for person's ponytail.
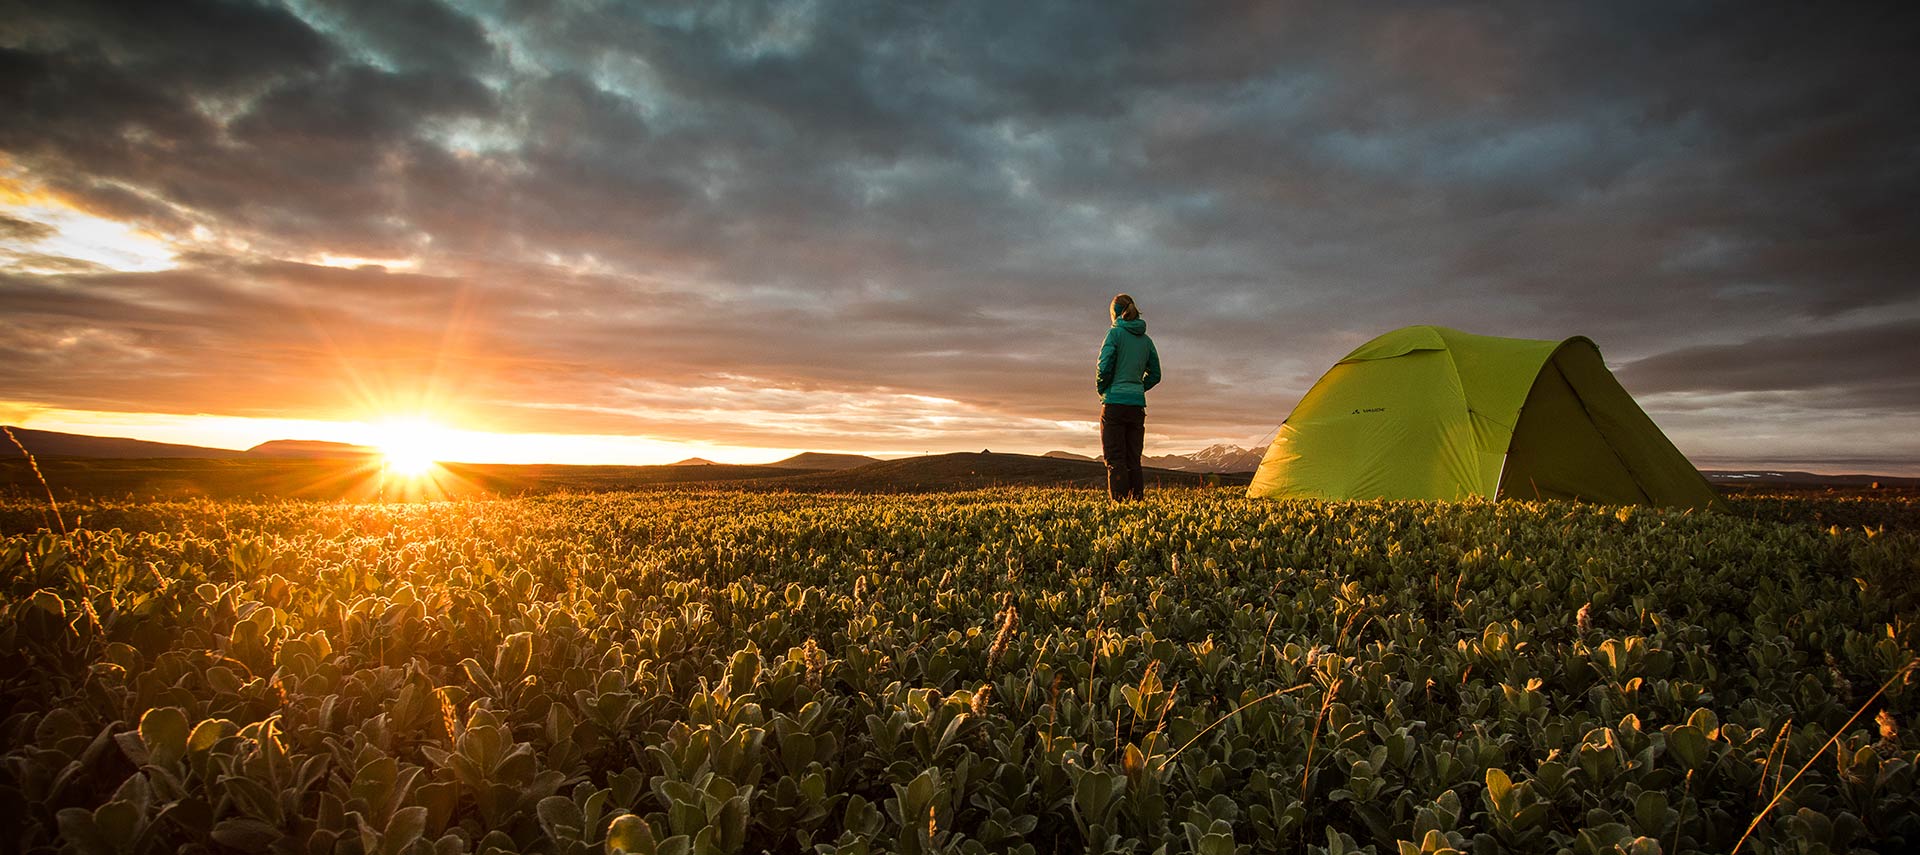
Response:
[1112,293,1140,321]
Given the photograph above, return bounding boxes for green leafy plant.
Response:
[0,489,1915,854]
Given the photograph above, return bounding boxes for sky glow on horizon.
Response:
[2,406,830,467]
[3,2,1919,473]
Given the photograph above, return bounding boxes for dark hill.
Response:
[765,451,1249,492]
[2,426,243,459]
[669,457,720,466]
[0,458,811,501]
[1041,450,1096,462]
[440,462,806,492]
[1704,470,1920,488]
[246,440,378,459]
[765,452,880,470]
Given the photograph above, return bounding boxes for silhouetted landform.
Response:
[1,458,396,501]
[11,426,1267,473]
[1703,470,1920,489]
[9,429,1911,501]
[0,458,815,501]
[438,463,807,493]
[6,454,1916,504]
[765,452,880,470]
[1042,450,1095,461]
[245,440,379,459]
[0,452,1247,501]
[766,451,1249,492]
[1,426,244,459]
[1045,445,1262,472]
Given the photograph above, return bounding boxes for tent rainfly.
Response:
[1247,325,1723,509]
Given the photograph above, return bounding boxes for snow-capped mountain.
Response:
[1145,444,1262,473]
[1184,444,1264,472]
[1041,444,1263,472]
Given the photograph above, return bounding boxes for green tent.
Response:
[1247,326,1722,509]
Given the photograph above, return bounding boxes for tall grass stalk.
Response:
[1732,657,1920,854]
[4,426,100,633]
[1162,681,1312,766]
[1300,678,1344,801]
[4,426,66,535]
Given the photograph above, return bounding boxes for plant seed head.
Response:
[438,688,460,741]
[986,603,1018,673]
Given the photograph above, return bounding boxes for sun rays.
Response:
[376,418,449,476]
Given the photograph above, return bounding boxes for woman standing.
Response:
[1096,294,1161,501]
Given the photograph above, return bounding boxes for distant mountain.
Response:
[765,452,879,470]
[1703,470,1920,488]
[769,451,1249,492]
[1143,444,1263,473]
[1042,445,1260,472]
[1042,450,1096,462]
[669,457,719,466]
[246,440,378,459]
[1,426,242,459]
[1187,444,1264,472]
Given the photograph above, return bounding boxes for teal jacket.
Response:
[1096,318,1161,406]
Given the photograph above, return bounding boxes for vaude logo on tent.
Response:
[1351,407,1387,415]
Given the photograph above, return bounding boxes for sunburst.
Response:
[377,418,446,476]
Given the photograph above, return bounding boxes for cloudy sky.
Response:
[3,1,1918,471]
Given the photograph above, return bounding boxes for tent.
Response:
[1247,325,1722,509]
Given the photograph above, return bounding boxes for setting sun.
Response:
[377,419,446,476]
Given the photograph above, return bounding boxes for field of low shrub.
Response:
[2,489,1916,854]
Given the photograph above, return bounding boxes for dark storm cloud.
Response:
[0,0,334,92]
[299,0,495,75]
[3,1,1919,467]
[1618,320,1920,407]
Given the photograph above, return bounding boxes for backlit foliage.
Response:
[1,490,1916,854]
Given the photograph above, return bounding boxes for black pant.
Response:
[1101,404,1145,501]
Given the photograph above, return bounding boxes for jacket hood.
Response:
[1113,318,1147,335]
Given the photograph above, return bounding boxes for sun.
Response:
[377,419,446,476]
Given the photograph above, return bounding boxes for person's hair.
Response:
[1112,293,1140,321]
